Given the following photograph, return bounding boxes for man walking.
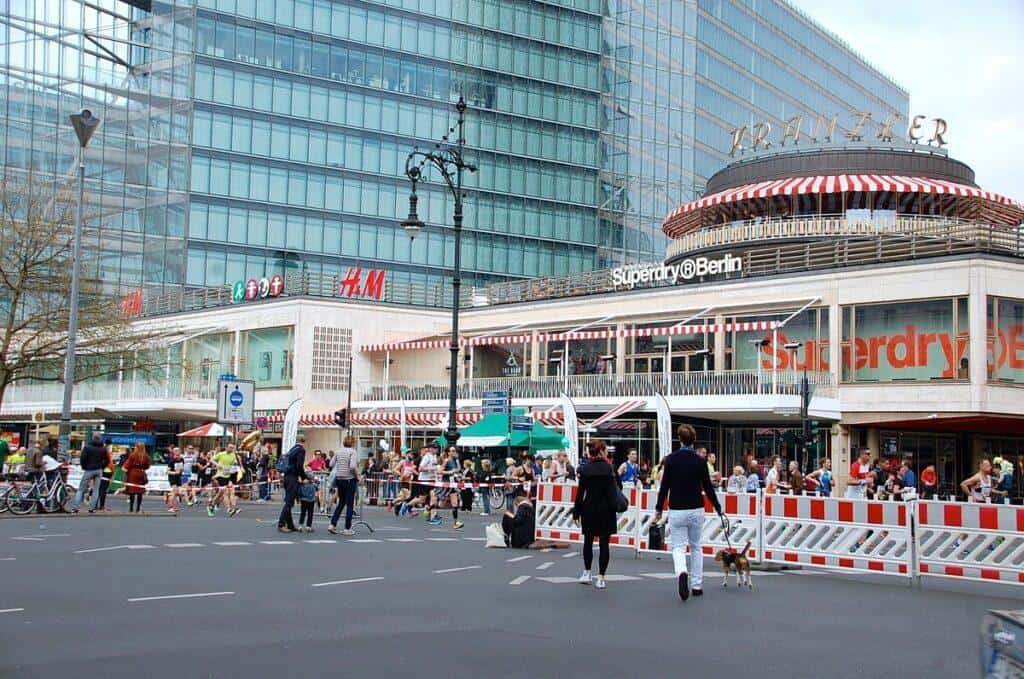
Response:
[277,433,306,533]
[328,435,359,536]
[653,424,723,602]
[73,432,107,513]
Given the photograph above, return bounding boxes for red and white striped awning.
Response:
[360,320,779,353]
[349,410,564,429]
[663,174,1024,237]
[261,412,337,429]
[586,400,646,429]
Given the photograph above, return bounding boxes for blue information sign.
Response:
[481,390,508,400]
[511,415,533,431]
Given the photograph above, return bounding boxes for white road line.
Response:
[164,543,204,548]
[0,557,16,561]
[311,576,385,588]
[387,538,421,543]
[536,576,580,584]
[539,547,553,552]
[349,539,382,543]
[213,541,252,546]
[426,537,458,542]
[562,552,577,559]
[10,537,44,542]
[433,565,482,574]
[259,540,294,545]
[14,533,71,539]
[0,608,25,614]
[463,537,486,542]
[74,545,152,554]
[304,540,336,544]
[640,573,678,580]
[602,574,641,582]
[128,591,234,603]
[506,555,533,563]
[536,561,555,570]
[509,576,531,586]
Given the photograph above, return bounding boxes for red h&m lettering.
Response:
[339,267,362,297]
[362,269,386,300]
[121,290,143,317]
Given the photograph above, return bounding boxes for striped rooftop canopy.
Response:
[350,410,564,428]
[360,320,779,353]
[261,412,337,428]
[662,174,1024,237]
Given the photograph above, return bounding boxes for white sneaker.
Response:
[595,577,607,590]
[578,570,592,585]
[341,529,355,536]
[479,511,489,516]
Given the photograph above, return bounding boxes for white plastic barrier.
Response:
[916,500,1024,585]
[635,489,761,560]
[534,482,641,549]
[67,464,171,492]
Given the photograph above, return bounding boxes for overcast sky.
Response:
[794,0,1024,199]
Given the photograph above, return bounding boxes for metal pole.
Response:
[446,100,466,448]
[58,146,87,462]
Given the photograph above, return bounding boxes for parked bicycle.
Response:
[6,474,69,514]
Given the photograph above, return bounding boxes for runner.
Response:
[417,445,439,521]
[428,447,464,529]
[617,449,639,485]
[208,444,241,517]
[653,424,723,602]
[961,459,995,503]
[845,449,873,499]
[805,458,833,497]
[182,445,198,506]
[165,446,184,513]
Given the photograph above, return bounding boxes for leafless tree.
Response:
[0,176,171,412]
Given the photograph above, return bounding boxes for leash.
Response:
[719,512,735,552]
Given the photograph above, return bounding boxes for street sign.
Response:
[32,412,45,424]
[511,415,533,431]
[482,405,507,415]
[482,398,507,408]
[481,390,507,400]
[217,378,255,425]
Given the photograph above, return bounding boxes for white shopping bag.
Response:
[485,522,507,548]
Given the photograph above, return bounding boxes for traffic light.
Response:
[333,409,347,428]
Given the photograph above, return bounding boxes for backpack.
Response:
[276,448,294,475]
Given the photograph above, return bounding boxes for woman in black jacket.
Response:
[572,439,622,589]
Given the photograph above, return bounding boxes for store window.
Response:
[987,296,1024,383]
[183,332,233,396]
[841,298,967,382]
[732,308,828,372]
[240,326,294,388]
[471,342,530,379]
[629,321,707,374]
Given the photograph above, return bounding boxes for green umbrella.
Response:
[456,413,563,454]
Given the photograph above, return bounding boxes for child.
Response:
[299,473,318,533]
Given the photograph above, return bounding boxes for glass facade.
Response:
[3,0,908,295]
[0,0,194,295]
[987,297,1024,383]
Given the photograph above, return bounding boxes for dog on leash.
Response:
[714,541,753,589]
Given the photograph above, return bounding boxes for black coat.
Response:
[79,441,108,471]
[572,458,621,537]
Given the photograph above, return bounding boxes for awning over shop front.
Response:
[349,410,564,429]
[586,399,646,429]
[260,412,337,428]
[360,320,779,353]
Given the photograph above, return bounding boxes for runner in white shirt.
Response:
[418,447,439,522]
[845,449,873,499]
[961,459,994,502]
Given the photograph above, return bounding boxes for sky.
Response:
[794,0,1024,199]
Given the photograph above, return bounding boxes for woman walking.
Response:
[122,442,151,513]
[572,439,622,590]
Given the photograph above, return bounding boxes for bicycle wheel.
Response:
[489,486,504,508]
[7,485,35,515]
[0,486,10,513]
[43,483,69,513]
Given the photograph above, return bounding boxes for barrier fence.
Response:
[534,481,1024,587]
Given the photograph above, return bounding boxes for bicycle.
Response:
[6,473,69,514]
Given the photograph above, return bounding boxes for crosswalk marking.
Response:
[463,537,486,542]
[535,576,581,584]
[433,565,482,574]
[562,552,577,559]
[536,561,555,570]
[506,555,532,563]
[509,576,531,585]
[213,541,252,546]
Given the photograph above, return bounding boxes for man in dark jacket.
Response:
[277,434,306,532]
[73,432,108,513]
[654,424,724,601]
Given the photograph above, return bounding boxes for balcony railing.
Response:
[356,369,837,403]
[2,377,221,409]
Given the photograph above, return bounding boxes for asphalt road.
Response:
[1,502,1021,679]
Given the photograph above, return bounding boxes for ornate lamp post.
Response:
[400,97,476,447]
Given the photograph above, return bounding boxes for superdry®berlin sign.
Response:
[610,254,743,290]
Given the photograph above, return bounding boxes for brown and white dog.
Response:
[714,540,753,589]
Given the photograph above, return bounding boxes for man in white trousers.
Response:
[654,424,724,602]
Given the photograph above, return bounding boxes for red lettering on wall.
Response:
[1009,325,1024,370]
[339,267,363,297]
[887,325,915,368]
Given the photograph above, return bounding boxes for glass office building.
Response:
[3,0,908,296]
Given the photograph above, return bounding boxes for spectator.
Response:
[765,456,789,494]
[122,442,151,513]
[726,466,747,493]
[651,460,664,487]
[3,447,25,475]
[24,438,46,485]
[746,460,761,493]
[706,451,721,486]
[328,436,360,536]
[572,439,620,590]
[846,449,873,499]
[995,459,1014,504]
[96,444,115,511]
[298,471,318,533]
[277,433,306,533]
[805,459,833,497]
[502,495,535,548]
[894,461,916,500]
[961,459,994,503]
[549,451,567,482]
[72,432,107,513]
[919,465,938,499]
[308,450,326,473]
[256,445,272,502]
[460,459,476,513]
[638,460,652,488]
[0,435,8,473]
[478,458,495,516]
[788,461,804,495]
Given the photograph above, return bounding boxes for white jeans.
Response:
[668,508,705,589]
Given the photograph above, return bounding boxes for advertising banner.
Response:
[282,399,303,454]
[560,393,578,467]
[655,393,672,462]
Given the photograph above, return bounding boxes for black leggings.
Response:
[128,494,143,512]
[583,533,610,575]
[299,501,315,527]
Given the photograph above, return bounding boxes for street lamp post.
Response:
[784,341,810,468]
[400,97,476,447]
[59,109,100,461]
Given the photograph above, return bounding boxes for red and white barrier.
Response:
[916,500,1024,585]
[533,481,1023,587]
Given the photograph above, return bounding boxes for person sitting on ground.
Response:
[502,495,536,549]
[726,465,747,494]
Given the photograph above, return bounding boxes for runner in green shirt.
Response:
[207,444,241,517]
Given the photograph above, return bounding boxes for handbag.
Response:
[613,486,628,513]
[648,522,664,551]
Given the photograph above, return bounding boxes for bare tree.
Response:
[0,176,170,412]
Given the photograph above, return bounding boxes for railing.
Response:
[666,215,1023,260]
[356,369,837,403]
[2,377,220,409]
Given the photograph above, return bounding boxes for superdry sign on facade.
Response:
[611,255,743,290]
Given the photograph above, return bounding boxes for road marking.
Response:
[376,526,411,531]
[536,576,581,584]
[128,591,234,603]
[164,543,204,548]
[540,547,553,552]
[536,561,555,570]
[213,541,252,546]
[311,576,385,588]
[433,565,482,574]
[260,540,294,545]
[73,544,154,554]
[387,538,421,543]
[562,552,577,559]
[304,539,336,544]
[0,557,16,561]
[602,574,641,582]
[640,572,678,580]
[463,537,486,542]
[506,555,532,563]
[0,608,25,614]
[426,537,458,542]
[13,533,71,539]
[10,537,44,542]
[509,576,531,586]
[349,539,382,543]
